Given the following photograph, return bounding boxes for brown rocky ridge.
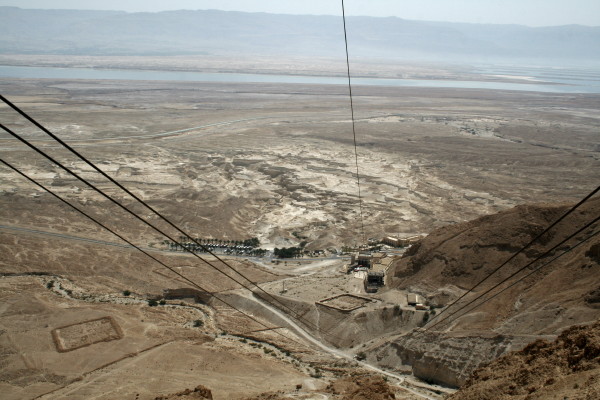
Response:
[447,320,600,399]
[370,197,600,387]
[153,384,213,400]
[239,375,404,400]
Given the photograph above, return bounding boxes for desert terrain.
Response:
[447,320,600,400]
[1,59,599,399]
[1,73,598,248]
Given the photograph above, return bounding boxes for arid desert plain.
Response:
[1,60,599,399]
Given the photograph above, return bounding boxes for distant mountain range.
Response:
[1,7,599,63]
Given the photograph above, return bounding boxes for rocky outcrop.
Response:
[371,331,532,387]
[241,375,397,400]
[154,384,213,399]
[327,375,397,400]
[587,243,600,263]
[390,198,600,293]
[447,321,600,399]
[361,198,600,390]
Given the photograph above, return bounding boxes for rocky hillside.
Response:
[154,385,213,399]
[447,320,600,399]
[371,330,533,387]
[155,376,407,400]
[389,196,600,334]
[240,375,402,400]
[368,197,600,387]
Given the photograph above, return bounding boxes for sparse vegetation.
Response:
[147,299,158,307]
[356,352,366,361]
[165,236,261,254]
[159,299,166,305]
[273,246,302,258]
[123,289,131,296]
[46,280,54,289]
[193,319,203,327]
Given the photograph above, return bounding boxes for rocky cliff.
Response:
[373,197,600,387]
[154,385,213,399]
[447,320,600,399]
[389,197,600,334]
[370,331,534,387]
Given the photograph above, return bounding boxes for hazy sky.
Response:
[1,0,599,27]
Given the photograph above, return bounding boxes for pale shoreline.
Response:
[0,53,570,86]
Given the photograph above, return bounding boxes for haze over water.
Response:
[2,65,599,93]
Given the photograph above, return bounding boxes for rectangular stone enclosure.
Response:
[317,294,374,312]
[51,316,123,352]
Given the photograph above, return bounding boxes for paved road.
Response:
[1,116,273,149]
[64,116,273,142]
[0,224,139,249]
